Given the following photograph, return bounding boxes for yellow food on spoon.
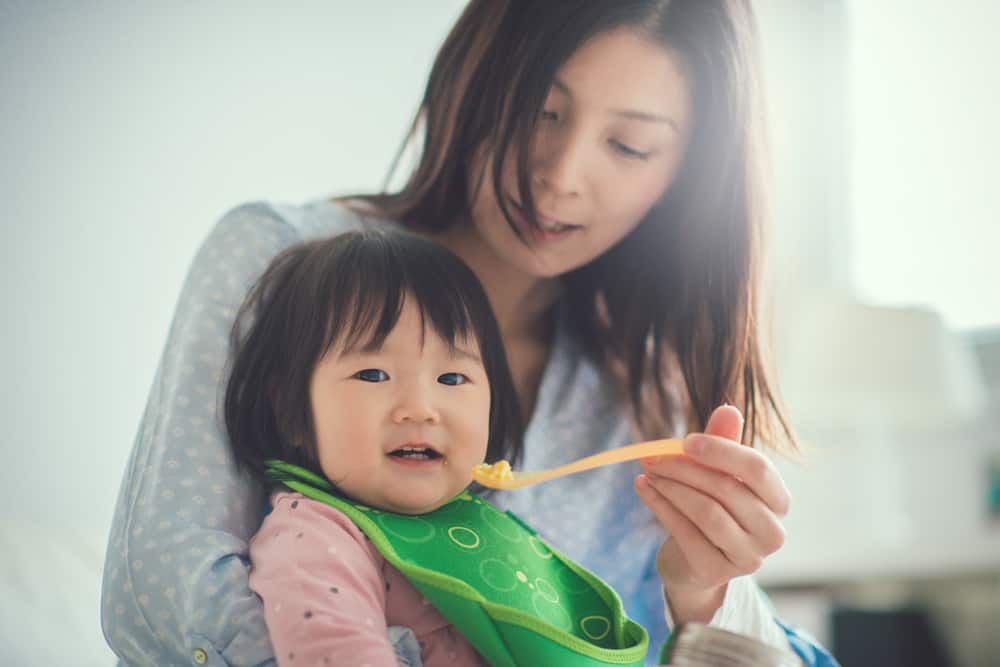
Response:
[472,460,513,481]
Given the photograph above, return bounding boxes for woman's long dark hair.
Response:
[351,0,794,448]
[224,230,523,479]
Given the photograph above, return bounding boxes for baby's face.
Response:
[309,299,490,514]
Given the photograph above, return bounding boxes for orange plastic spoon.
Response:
[471,438,684,490]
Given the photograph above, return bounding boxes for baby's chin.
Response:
[378,499,449,516]
[366,486,468,516]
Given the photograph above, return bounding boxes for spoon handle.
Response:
[531,437,684,484]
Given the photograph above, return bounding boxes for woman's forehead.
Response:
[554,27,691,133]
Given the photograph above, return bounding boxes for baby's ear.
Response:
[284,427,310,451]
[266,381,280,409]
[267,383,303,446]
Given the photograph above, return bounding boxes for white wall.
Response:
[847,0,1000,330]
[1,2,463,663]
[2,0,465,541]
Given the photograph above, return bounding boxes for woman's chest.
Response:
[504,334,551,423]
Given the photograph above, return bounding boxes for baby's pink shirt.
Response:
[249,491,488,667]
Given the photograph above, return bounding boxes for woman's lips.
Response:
[507,199,581,242]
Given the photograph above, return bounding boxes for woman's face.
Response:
[468,27,693,278]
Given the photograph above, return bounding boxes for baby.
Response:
[224,230,646,666]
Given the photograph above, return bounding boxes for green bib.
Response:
[265,460,648,667]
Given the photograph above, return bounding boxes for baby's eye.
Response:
[354,369,389,382]
[437,372,468,386]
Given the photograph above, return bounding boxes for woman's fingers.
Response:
[635,475,734,585]
[639,472,765,574]
[695,404,790,518]
[641,454,787,556]
[703,403,744,442]
[681,434,791,518]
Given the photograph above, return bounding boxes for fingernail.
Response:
[684,437,705,455]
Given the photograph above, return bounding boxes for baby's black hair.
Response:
[224,229,522,481]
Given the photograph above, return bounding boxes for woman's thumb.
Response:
[704,404,744,442]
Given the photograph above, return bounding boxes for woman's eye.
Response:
[437,372,468,386]
[610,139,651,161]
[354,369,389,382]
[540,109,560,123]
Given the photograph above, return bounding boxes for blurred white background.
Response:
[2,1,998,665]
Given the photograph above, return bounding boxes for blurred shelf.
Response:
[758,527,1000,587]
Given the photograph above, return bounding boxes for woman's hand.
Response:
[634,404,790,624]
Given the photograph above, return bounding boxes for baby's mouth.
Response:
[388,446,442,461]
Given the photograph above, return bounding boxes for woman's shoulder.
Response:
[207,197,401,248]
[187,198,406,293]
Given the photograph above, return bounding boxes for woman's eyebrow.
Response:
[552,77,680,133]
[610,108,680,132]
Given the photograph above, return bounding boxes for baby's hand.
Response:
[634,405,790,623]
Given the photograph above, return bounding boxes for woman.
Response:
[102,1,837,665]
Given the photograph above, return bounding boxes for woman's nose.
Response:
[533,126,584,199]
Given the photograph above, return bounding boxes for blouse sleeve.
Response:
[249,495,400,667]
[661,575,790,649]
[660,575,842,666]
[100,203,299,666]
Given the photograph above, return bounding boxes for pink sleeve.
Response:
[249,492,399,667]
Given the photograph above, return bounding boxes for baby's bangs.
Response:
[401,231,485,353]
[317,245,407,355]
[407,275,480,354]
[312,230,480,358]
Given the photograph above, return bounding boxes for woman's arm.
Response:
[250,495,402,667]
[101,203,299,666]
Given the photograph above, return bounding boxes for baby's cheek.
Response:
[315,425,379,488]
